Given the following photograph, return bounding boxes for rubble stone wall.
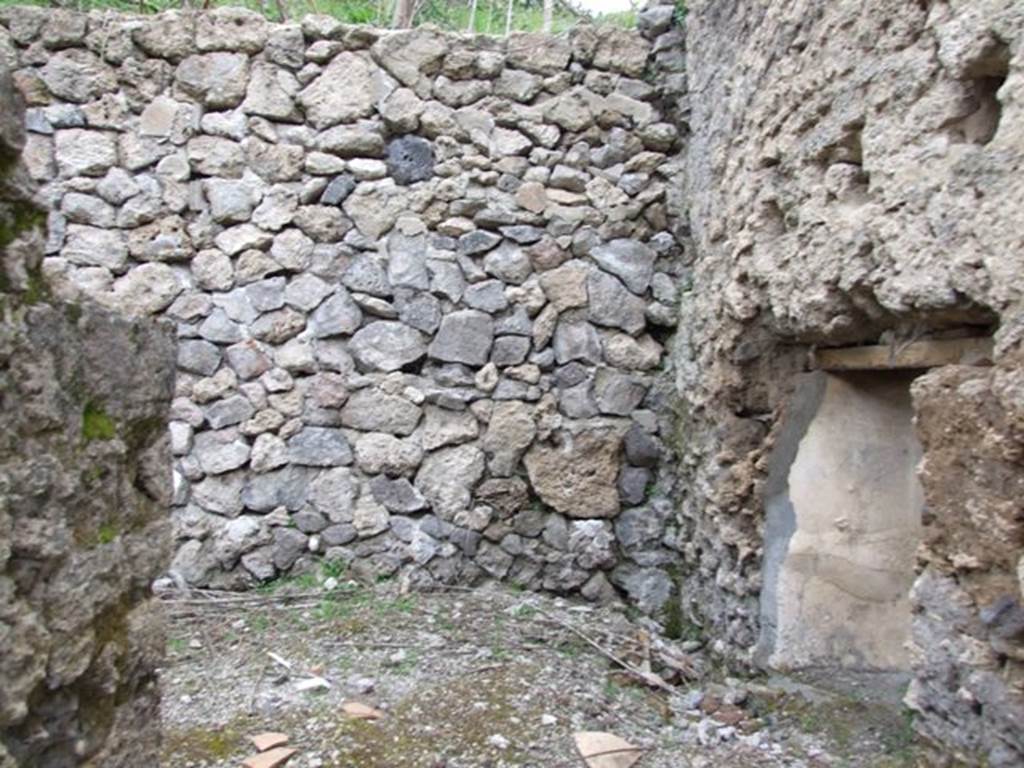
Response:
[0,60,175,766]
[680,0,1024,763]
[0,5,690,608]
[5,0,1024,762]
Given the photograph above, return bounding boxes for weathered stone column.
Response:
[0,60,175,766]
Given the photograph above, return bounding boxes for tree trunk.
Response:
[467,0,478,33]
[392,0,415,28]
[504,0,514,36]
[542,0,553,33]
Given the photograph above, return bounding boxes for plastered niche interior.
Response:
[758,370,923,672]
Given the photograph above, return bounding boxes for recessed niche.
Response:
[756,370,924,672]
[961,74,1005,145]
[954,43,1009,146]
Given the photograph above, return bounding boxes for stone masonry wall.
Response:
[679,0,1023,763]
[0,5,690,610]
[0,60,175,766]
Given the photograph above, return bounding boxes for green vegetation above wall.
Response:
[0,0,638,33]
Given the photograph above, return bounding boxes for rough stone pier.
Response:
[0,59,175,767]
[0,0,1022,765]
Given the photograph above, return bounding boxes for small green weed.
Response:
[674,0,688,24]
[510,604,537,619]
[293,571,320,589]
[82,402,116,442]
[23,266,50,305]
[644,481,660,501]
[321,559,349,581]
[384,596,417,614]
[311,585,374,624]
[879,709,919,763]
[392,649,419,675]
[315,598,353,622]
[558,639,586,659]
[258,563,345,594]
[96,523,119,544]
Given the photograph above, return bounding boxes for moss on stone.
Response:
[75,597,138,752]
[668,392,691,456]
[63,302,83,324]
[81,464,108,489]
[22,265,50,305]
[82,402,117,442]
[96,523,119,544]
[0,200,44,248]
[0,212,50,307]
[663,589,685,640]
[124,415,164,453]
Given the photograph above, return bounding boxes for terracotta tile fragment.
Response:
[713,705,745,726]
[574,731,644,768]
[250,732,290,752]
[242,746,298,768]
[341,701,385,720]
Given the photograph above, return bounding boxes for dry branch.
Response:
[535,609,681,699]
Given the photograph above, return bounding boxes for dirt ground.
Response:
[159,572,937,768]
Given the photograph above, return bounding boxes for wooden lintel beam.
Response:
[812,337,994,371]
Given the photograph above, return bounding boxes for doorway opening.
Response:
[756,369,925,672]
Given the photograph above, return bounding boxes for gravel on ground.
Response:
[160,573,933,768]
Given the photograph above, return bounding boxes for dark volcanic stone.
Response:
[320,174,356,205]
[386,135,434,185]
[624,424,661,468]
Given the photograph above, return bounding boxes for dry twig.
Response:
[535,610,681,700]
